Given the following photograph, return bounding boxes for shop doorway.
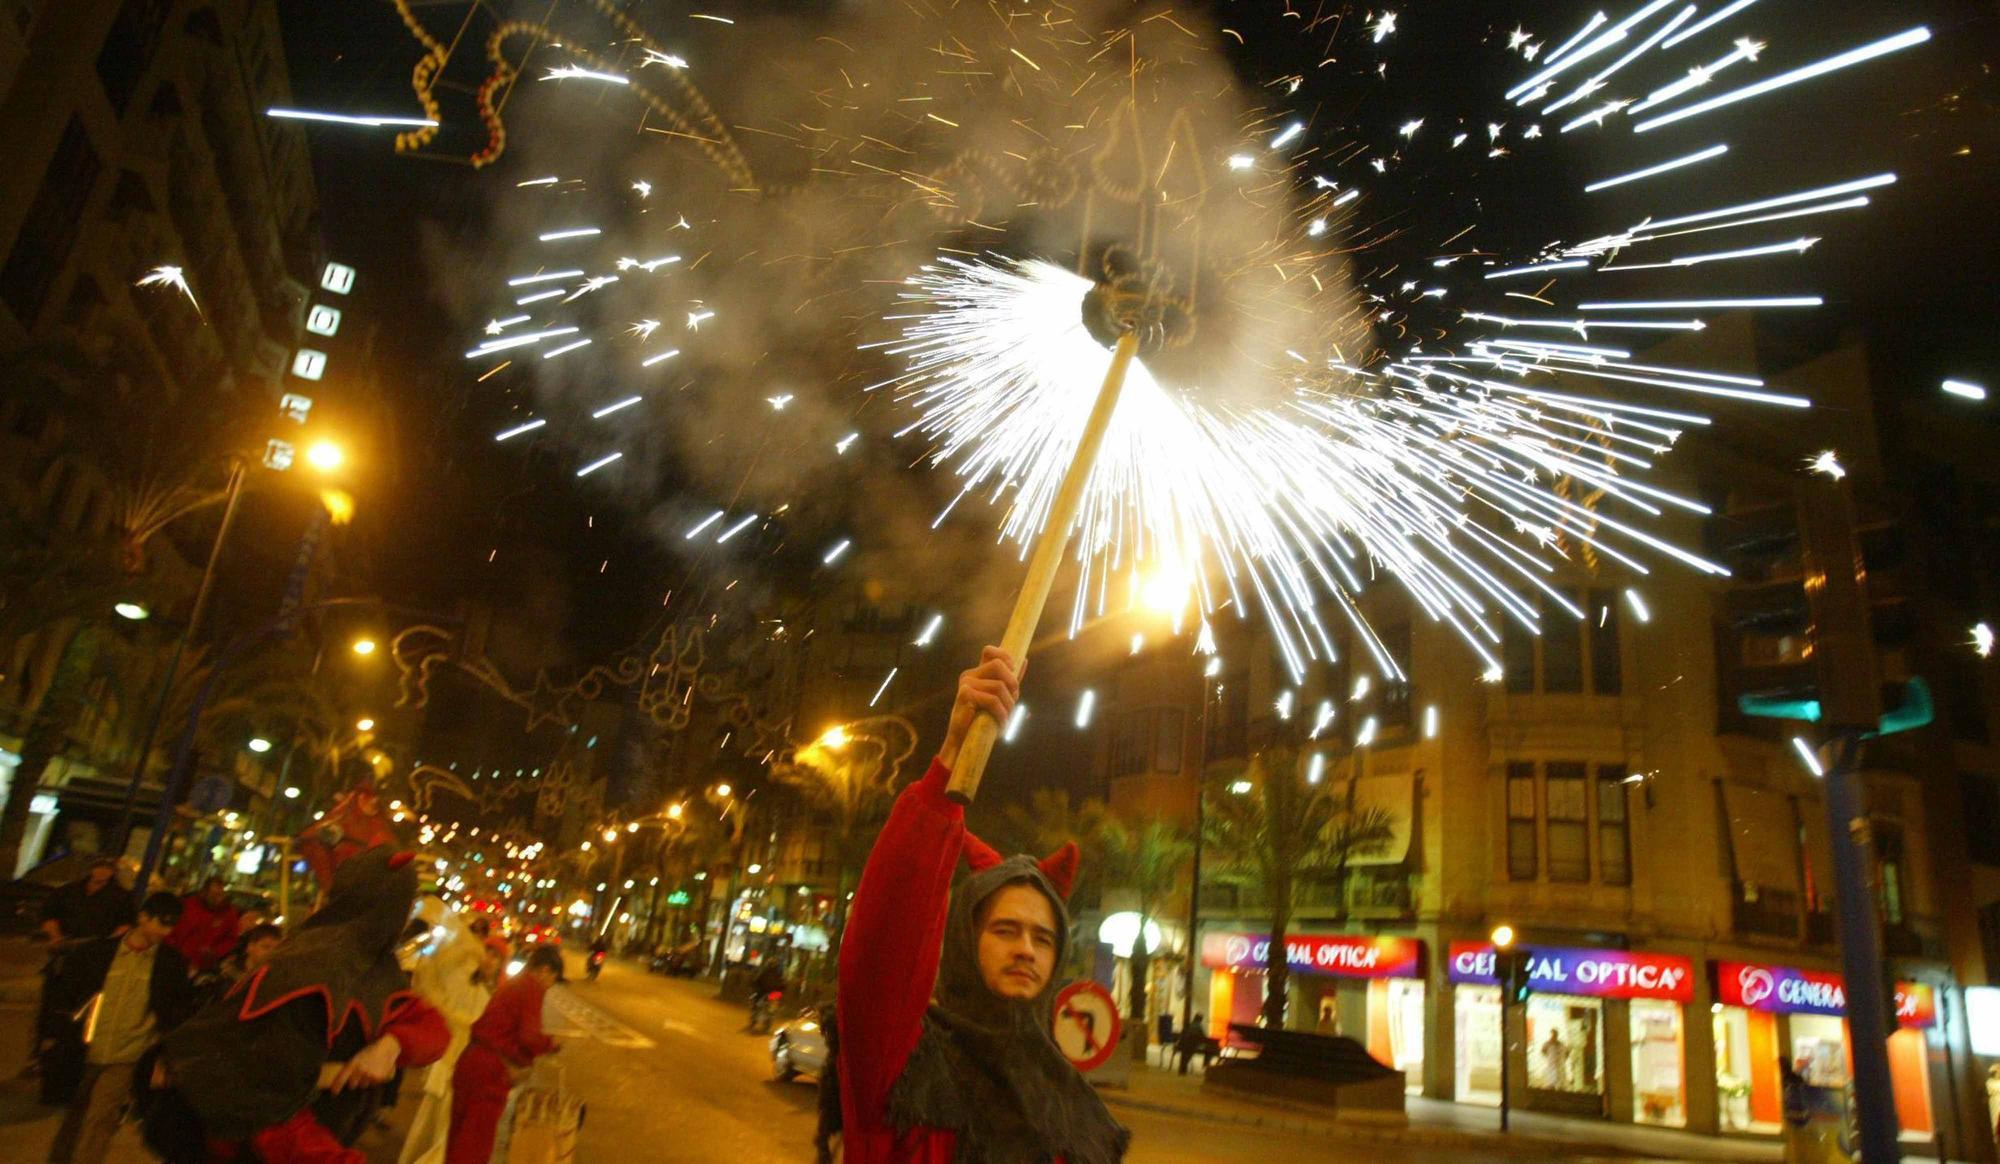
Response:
[1453,985,1502,1106]
[1526,993,1607,1117]
[1713,1005,1783,1132]
[1629,999,1687,1127]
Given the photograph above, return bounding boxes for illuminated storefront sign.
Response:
[1714,961,1935,1028]
[1202,932,1423,979]
[1449,942,1694,1002]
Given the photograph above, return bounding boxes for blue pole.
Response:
[1821,734,1900,1163]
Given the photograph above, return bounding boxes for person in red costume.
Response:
[141,842,449,1164]
[822,646,1130,1164]
[445,945,564,1164]
[165,878,240,975]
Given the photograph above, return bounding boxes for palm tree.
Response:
[1099,817,1192,1043]
[774,716,917,951]
[993,787,1110,905]
[0,338,253,873]
[1202,746,1396,1028]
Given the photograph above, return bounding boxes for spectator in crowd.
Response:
[40,859,136,944]
[446,946,563,1164]
[40,891,197,1163]
[164,878,239,975]
[191,924,282,1006]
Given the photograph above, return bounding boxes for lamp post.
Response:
[112,441,350,856]
[1179,660,1222,1074]
[1492,924,1520,1134]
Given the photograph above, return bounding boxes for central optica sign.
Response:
[1714,961,1936,1028]
[1202,932,1423,979]
[1449,942,1695,1002]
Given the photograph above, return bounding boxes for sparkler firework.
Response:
[434,0,1954,695]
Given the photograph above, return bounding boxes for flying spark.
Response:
[136,265,201,315]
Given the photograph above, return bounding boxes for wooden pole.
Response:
[947,330,1139,804]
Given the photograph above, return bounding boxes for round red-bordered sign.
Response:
[1052,981,1122,1072]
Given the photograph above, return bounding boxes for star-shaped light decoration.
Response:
[136,265,201,317]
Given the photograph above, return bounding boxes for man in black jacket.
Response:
[41,891,196,1164]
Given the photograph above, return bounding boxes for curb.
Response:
[1097,1089,1768,1161]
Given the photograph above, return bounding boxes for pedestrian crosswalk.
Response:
[546,987,657,1049]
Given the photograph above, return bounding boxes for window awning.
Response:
[1343,771,1414,866]
[1722,782,1800,895]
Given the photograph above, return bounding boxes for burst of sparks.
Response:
[628,319,662,340]
[542,65,631,86]
[1806,450,1847,480]
[1973,623,1996,659]
[1370,12,1398,43]
[889,256,1746,682]
[136,265,201,315]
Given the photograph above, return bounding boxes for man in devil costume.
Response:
[144,791,448,1164]
[824,646,1130,1164]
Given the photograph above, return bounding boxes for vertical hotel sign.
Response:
[265,261,353,471]
[1448,942,1695,1002]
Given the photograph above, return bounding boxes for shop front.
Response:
[1202,931,1426,1090]
[1449,941,1695,1125]
[1711,960,1938,1137]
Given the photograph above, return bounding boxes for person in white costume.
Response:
[398,900,501,1164]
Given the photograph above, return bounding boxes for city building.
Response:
[1088,314,2000,1157]
[0,0,329,870]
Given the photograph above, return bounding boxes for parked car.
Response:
[770,1008,828,1082]
[648,941,702,977]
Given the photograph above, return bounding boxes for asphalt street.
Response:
[549,958,1567,1162]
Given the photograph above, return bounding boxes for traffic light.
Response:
[1496,947,1532,1004]
[1712,478,1932,737]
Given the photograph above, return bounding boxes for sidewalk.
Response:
[1096,1053,1790,1163]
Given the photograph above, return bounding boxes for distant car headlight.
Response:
[797,1022,818,1033]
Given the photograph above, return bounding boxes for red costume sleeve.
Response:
[836,757,963,1131]
[247,1108,363,1164]
[512,981,557,1058]
[467,979,556,1065]
[384,995,451,1068]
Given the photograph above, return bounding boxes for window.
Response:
[1503,617,1536,695]
[1589,590,1623,695]
[1152,708,1184,774]
[1108,710,1151,778]
[1962,774,2000,867]
[1598,766,1631,886]
[1542,609,1584,694]
[1,118,100,325]
[1875,823,1905,926]
[1546,762,1590,881]
[1502,592,1618,695]
[1208,675,1248,760]
[1507,762,1538,881]
[96,0,170,113]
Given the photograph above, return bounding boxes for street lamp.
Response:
[817,724,850,749]
[305,440,345,472]
[113,602,150,621]
[712,783,732,799]
[356,717,375,732]
[284,786,301,799]
[350,637,378,657]
[247,737,273,754]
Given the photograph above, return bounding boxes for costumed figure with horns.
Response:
[144,784,450,1164]
[821,646,1130,1164]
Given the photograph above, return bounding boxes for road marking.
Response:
[547,987,657,1049]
